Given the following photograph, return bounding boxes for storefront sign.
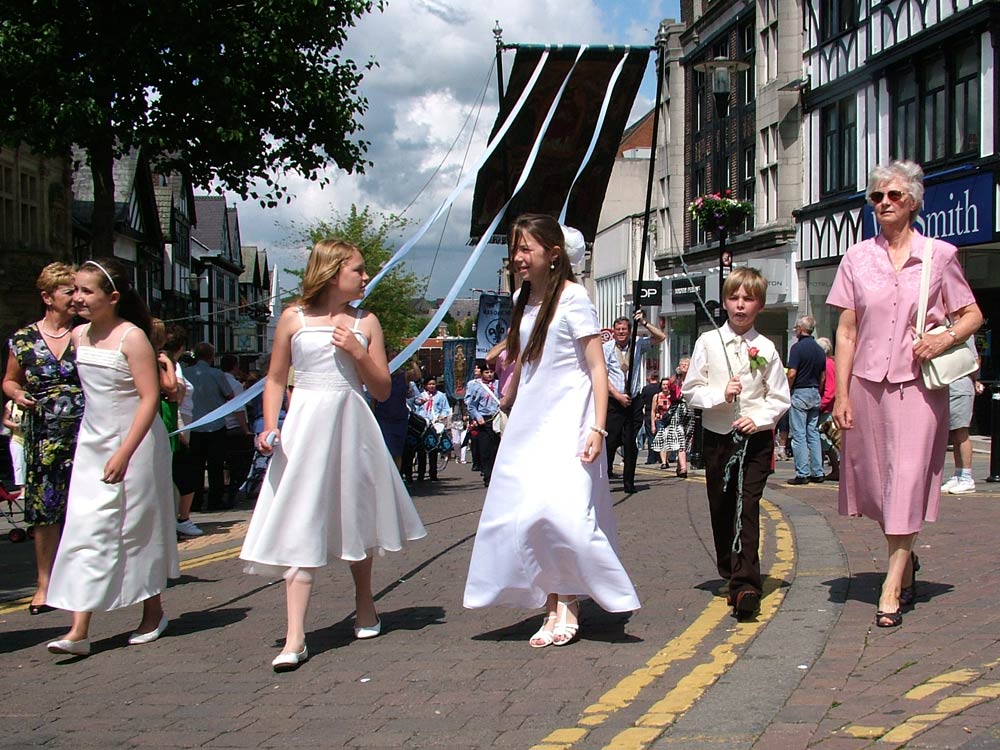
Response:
[671,276,705,304]
[633,280,662,307]
[863,173,993,245]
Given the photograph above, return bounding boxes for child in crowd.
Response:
[681,268,790,619]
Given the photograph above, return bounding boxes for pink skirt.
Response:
[839,375,948,534]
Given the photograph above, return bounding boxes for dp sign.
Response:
[632,280,662,307]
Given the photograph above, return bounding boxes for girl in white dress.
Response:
[46,258,179,657]
[463,214,640,648]
[241,239,426,672]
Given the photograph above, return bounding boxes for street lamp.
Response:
[692,56,749,313]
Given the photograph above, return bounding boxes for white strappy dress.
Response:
[240,309,426,574]
[47,326,179,612]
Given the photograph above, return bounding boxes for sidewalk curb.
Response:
[650,487,848,749]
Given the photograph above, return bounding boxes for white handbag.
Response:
[915,238,978,390]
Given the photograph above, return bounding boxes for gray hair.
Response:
[816,336,833,355]
[795,315,816,333]
[867,160,925,223]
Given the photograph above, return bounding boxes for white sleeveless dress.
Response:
[463,284,640,612]
[47,326,179,612]
[240,309,426,573]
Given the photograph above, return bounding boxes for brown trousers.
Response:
[703,428,774,600]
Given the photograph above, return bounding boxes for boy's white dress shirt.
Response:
[681,322,790,435]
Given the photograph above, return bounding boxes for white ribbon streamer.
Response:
[362,50,552,300]
[169,376,267,435]
[559,49,631,223]
[389,46,589,373]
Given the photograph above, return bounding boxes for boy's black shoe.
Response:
[786,476,810,485]
[733,590,761,619]
[809,475,825,483]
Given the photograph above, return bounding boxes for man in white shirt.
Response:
[604,310,665,493]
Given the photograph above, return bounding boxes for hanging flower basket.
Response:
[688,191,754,235]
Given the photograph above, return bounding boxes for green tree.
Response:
[284,205,426,351]
[459,316,476,338]
[0,0,382,255]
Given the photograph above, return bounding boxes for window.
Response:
[760,0,778,84]
[693,167,707,245]
[742,146,756,231]
[18,171,39,245]
[742,22,755,104]
[890,45,980,164]
[820,96,857,195]
[0,163,14,243]
[820,0,856,41]
[759,125,779,223]
[693,70,706,132]
[953,45,980,155]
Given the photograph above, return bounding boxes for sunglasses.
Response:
[868,190,907,204]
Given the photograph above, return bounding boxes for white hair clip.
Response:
[561,225,586,270]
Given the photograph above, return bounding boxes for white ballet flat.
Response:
[272,645,309,672]
[47,638,91,657]
[128,614,169,645]
[354,619,381,640]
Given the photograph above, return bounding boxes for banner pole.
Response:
[625,38,666,385]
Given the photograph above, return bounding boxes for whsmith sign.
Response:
[862,172,993,245]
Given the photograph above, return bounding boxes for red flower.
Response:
[747,346,759,358]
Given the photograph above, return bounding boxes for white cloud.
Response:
[225,0,680,297]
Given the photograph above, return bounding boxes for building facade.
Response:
[0,145,74,335]
[799,0,999,399]
[654,0,805,369]
[190,196,244,352]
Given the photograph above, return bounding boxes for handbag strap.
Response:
[915,237,934,337]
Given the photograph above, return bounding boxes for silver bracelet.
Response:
[590,425,608,437]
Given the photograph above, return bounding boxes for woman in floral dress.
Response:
[3,263,85,615]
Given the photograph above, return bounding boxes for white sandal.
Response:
[552,597,580,646]
[529,612,558,648]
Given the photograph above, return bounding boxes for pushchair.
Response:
[0,485,29,542]
[239,411,286,502]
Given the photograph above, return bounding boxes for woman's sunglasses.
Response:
[868,190,907,203]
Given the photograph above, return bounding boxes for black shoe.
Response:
[809,475,825,484]
[29,603,55,616]
[733,590,761,618]
[786,476,810,485]
[471,464,481,472]
[623,483,637,494]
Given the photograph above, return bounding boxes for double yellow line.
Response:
[531,499,795,750]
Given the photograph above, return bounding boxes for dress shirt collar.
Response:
[718,321,760,347]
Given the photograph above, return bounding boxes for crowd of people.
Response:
[1,159,986,666]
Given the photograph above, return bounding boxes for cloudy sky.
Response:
[224,0,682,300]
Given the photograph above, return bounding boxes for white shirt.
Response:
[681,322,790,435]
[223,372,246,430]
[176,362,194,420]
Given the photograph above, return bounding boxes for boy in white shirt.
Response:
[681,268,790,619]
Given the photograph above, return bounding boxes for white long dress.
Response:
[240,309,426,573]
[47,327,179,612]
[463,283,640,612]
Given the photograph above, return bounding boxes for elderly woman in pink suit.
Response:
[827,160,982,629]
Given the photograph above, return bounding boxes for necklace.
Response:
[39,322,72,339]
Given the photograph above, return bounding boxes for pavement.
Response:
[1,446,999,750]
